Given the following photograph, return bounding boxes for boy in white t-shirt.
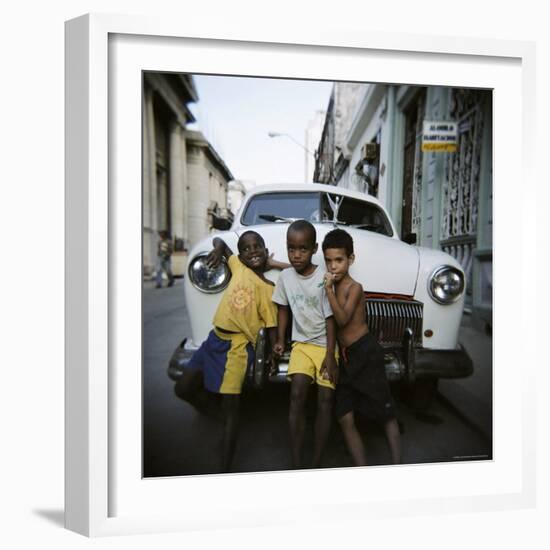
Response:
[272,220,337,469]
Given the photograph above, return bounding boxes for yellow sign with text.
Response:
[422,121,457,153]
[422,142,457,153]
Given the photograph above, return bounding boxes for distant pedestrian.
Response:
[156,230,174,288]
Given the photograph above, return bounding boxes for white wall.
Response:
[3,2,548,548]
[347,98,386,196]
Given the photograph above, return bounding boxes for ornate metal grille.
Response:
[442,89,483,240]
[441,89,484,307]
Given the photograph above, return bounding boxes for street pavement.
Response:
[439,316,492,439]
[143,277,492,477]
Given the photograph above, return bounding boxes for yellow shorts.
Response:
[288,342,337,390]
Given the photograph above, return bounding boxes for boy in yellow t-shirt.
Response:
[174,230,287,472]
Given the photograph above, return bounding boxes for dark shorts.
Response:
[335,332,396,421]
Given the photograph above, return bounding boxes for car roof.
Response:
[243,183,386,208]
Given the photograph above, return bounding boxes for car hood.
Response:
[236,224,420,296]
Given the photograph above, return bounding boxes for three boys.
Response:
[175,222,401,470]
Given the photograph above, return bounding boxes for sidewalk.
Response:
[438,315,493,439]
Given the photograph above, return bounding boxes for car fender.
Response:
[414,247,465,350]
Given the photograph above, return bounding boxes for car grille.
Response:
[365,297,423,347]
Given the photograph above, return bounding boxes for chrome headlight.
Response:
[428,265,465,305]
[188,254,231,293]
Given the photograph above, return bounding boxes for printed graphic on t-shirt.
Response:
[290,293,320,329]
[229,283,254,313]
[291,293,320,310]
[290,294,303,308]
[305,295,320,309]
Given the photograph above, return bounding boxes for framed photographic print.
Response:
[65,13,536,536]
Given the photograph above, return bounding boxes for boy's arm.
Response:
[324,277,364,328]
[266,326,279,374]
[273,305,289,357]
[321,316,338,384]
[265,252,291,272]
[267,326,278,349]
[206,237,233,268]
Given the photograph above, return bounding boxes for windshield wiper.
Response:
[348,223,385,233]
[258,214,297,223]
[319,219,347,226]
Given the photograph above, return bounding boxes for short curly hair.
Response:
[287,219,316,245]
[322,228,354,256]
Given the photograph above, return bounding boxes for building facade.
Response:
[227,180,247,216]
[314,82,369,185]
[142,73,233,277]
[305,110,326,182]
[316,83,493,328]
[184,129,234,249]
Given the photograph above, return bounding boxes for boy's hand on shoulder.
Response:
[266,252,290,272]
[265,252,275,270]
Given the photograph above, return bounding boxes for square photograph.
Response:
[142,73,493,477]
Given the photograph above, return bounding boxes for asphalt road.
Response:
[143,279,492,477]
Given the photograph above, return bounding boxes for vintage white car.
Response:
[169,183,472,403]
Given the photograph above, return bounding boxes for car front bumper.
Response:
[168,329,473,388]
[267,327,473,385]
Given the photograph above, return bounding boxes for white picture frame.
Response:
[65,13,537,537]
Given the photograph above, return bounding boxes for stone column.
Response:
[143,87,158,274]
[186,147,208,249]
[180,132,189,243]
[169,121,185,242]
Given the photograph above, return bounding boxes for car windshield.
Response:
[241,191,393,236]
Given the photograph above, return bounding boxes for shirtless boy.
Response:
[322,228,401,465]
